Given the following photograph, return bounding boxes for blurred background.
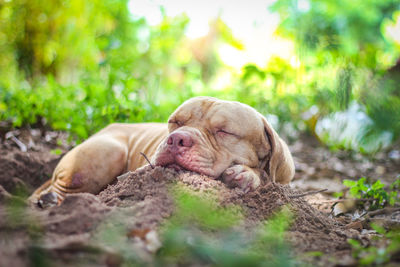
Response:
[1,0,400,154]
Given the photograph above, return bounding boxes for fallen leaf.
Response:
[332,200,357,216]
[345,221,363,231]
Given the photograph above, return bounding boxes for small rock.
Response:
[375,166,385,175]
[128,228,161,253]
[145,230,161,253]
[388,150,400,160]
[375,152,385,160]
[117,172,131,181]
[361,229,377,235]
[345,221,363,231]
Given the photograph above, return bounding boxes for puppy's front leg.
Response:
[221,165,264,192]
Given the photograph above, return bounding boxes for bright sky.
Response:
[385,11,400,44]
[128,0,295,70]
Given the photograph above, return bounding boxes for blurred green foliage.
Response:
[91,186,297,266]
[168,187,243,230]
[0,0,198,139]
[157,188,296,266]
[271,0,400,68]
[270,0,400,148]
[343,177,400,210]
[349,224,400,265]
[0,0,399,151]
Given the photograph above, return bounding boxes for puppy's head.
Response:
[153,96,294,183]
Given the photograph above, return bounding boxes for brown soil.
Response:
[0,166,356,266]
[0,129,399,266]
[0,129,69,194]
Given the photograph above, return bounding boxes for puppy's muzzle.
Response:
[166,131,193,155]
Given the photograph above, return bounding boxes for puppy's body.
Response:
[32,123,168,199]
[31,97,295,202]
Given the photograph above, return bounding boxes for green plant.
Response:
[92,186,299,266]
[1,0,399,153]
[343,177,400,210]
[348,224,400,265]
[156,187,298,266]
[167,188,243,230]
[270,0,400,143]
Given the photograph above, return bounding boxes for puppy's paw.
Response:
[221,165,261,193]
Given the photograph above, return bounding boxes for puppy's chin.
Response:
[153,152,217,178]
[165,163,184,171]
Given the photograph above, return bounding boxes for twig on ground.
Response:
[363,207,400,218]
[6,132,27,152]
[11,136,27,152]
[140,152,154,169]
[289,189,328,198]
[314,198,391,204]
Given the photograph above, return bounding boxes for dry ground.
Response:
[0,128,399,266]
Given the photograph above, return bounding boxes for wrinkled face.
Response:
[153,97,271,178]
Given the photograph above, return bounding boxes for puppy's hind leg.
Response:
[29,134,128,205]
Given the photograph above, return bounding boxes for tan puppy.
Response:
[31,97,294,203]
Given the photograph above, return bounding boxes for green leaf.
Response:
[349,187,361,198]
[371,223,386,235]
[357,177,369,192]
[303,251,324,257]
[371,180,385,190]
[389,191,397,206]
[333,192,343,198]
[343,179,357,187]
[348,239,362,249]
[50,149,62,155]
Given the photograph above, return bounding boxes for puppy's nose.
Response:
[167,132,193,148]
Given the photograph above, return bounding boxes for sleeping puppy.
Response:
[30,96,295,203]
[153,96,294,190]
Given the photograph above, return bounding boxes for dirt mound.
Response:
[100,167,355,254]
[2,166,361,266]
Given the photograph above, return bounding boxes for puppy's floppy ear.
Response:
[261,117,295,184]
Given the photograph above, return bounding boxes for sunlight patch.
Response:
[315,102,393,154]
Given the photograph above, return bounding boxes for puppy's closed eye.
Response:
[168,119,184,127]
[216,129,237,138]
